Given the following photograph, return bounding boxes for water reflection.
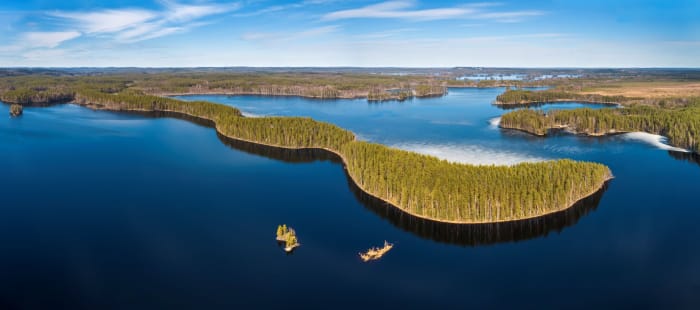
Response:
[350,178,607,246]
[76,109,610,246]
[218,132,339,164]
[494,102,618,110]
[668,150,700,168]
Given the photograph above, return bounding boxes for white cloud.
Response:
[474,10,545,23]
[242,25,339,43]
[323,1,472,21]
[322,1,544,22]
[21,48,70,60]
[20,31,81,48]
[49,9,157,34]
[45,1,239,44]
[236,0,336,17]
[162,1,241,21]
[115,22,185,43]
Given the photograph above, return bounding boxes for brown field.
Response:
[580,81,700,99]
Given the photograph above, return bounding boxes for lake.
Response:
[1,87,698,308]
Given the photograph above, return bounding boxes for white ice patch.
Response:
[392,142,550,166]
[241,111,264,118]
[621,132,689,152]
[488,117,501,129]
[354,133,370,141]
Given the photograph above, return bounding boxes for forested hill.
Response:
[0,74,612,224]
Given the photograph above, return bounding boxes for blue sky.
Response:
[0,0,698,67]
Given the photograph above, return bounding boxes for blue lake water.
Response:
[1,87,699,308]
[175,88,632,166]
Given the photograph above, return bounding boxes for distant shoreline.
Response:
[157,89,447,102]
[493,99,621,107]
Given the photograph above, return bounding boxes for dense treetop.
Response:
[501,100,700,153]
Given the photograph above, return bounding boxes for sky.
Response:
[0,0,698,67]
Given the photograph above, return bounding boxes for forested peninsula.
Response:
[0,74,612,223]
[496,86,700,153]
[495,89,626,106]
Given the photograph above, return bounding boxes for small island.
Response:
[359,241,394,262]
[9,104,22,117]
[276,224,300,253]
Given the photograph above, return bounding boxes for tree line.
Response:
[495,89,627,105]
[501,102,700,153]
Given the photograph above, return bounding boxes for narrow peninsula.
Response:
[0,74,613,224]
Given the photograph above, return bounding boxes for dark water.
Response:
[1,88,699,309]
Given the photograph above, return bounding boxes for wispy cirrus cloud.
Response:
[20,31,82,48]
[0,31,82,53]
[322,1,544,22]
[45,1,240,43]
[49,9,157,34]
[323,1,471,21]
[241,25,339,43]
[473,10,545,23]
[162,0,241,22]
[236,0,336,17]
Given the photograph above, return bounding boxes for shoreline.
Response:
[446,84,548,89]
[71,101,612,225]
[158,90,447,101]
[493,99,621,107]
[499,123,630,137]
[500,122,697,153]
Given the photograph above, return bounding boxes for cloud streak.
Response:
[323,1,471,21]
[49,9,157,34]
[474,10,545,23]
[161,0,241,22]
[20,31,82,48]
[43,1,239,44]
[236,0,335,17]
[241,25,339,43]
[322,1,544,22]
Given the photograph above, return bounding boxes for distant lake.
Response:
[1,87,698,308]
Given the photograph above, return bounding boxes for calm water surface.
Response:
[1,88,699,309]
[176,88,623,165]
